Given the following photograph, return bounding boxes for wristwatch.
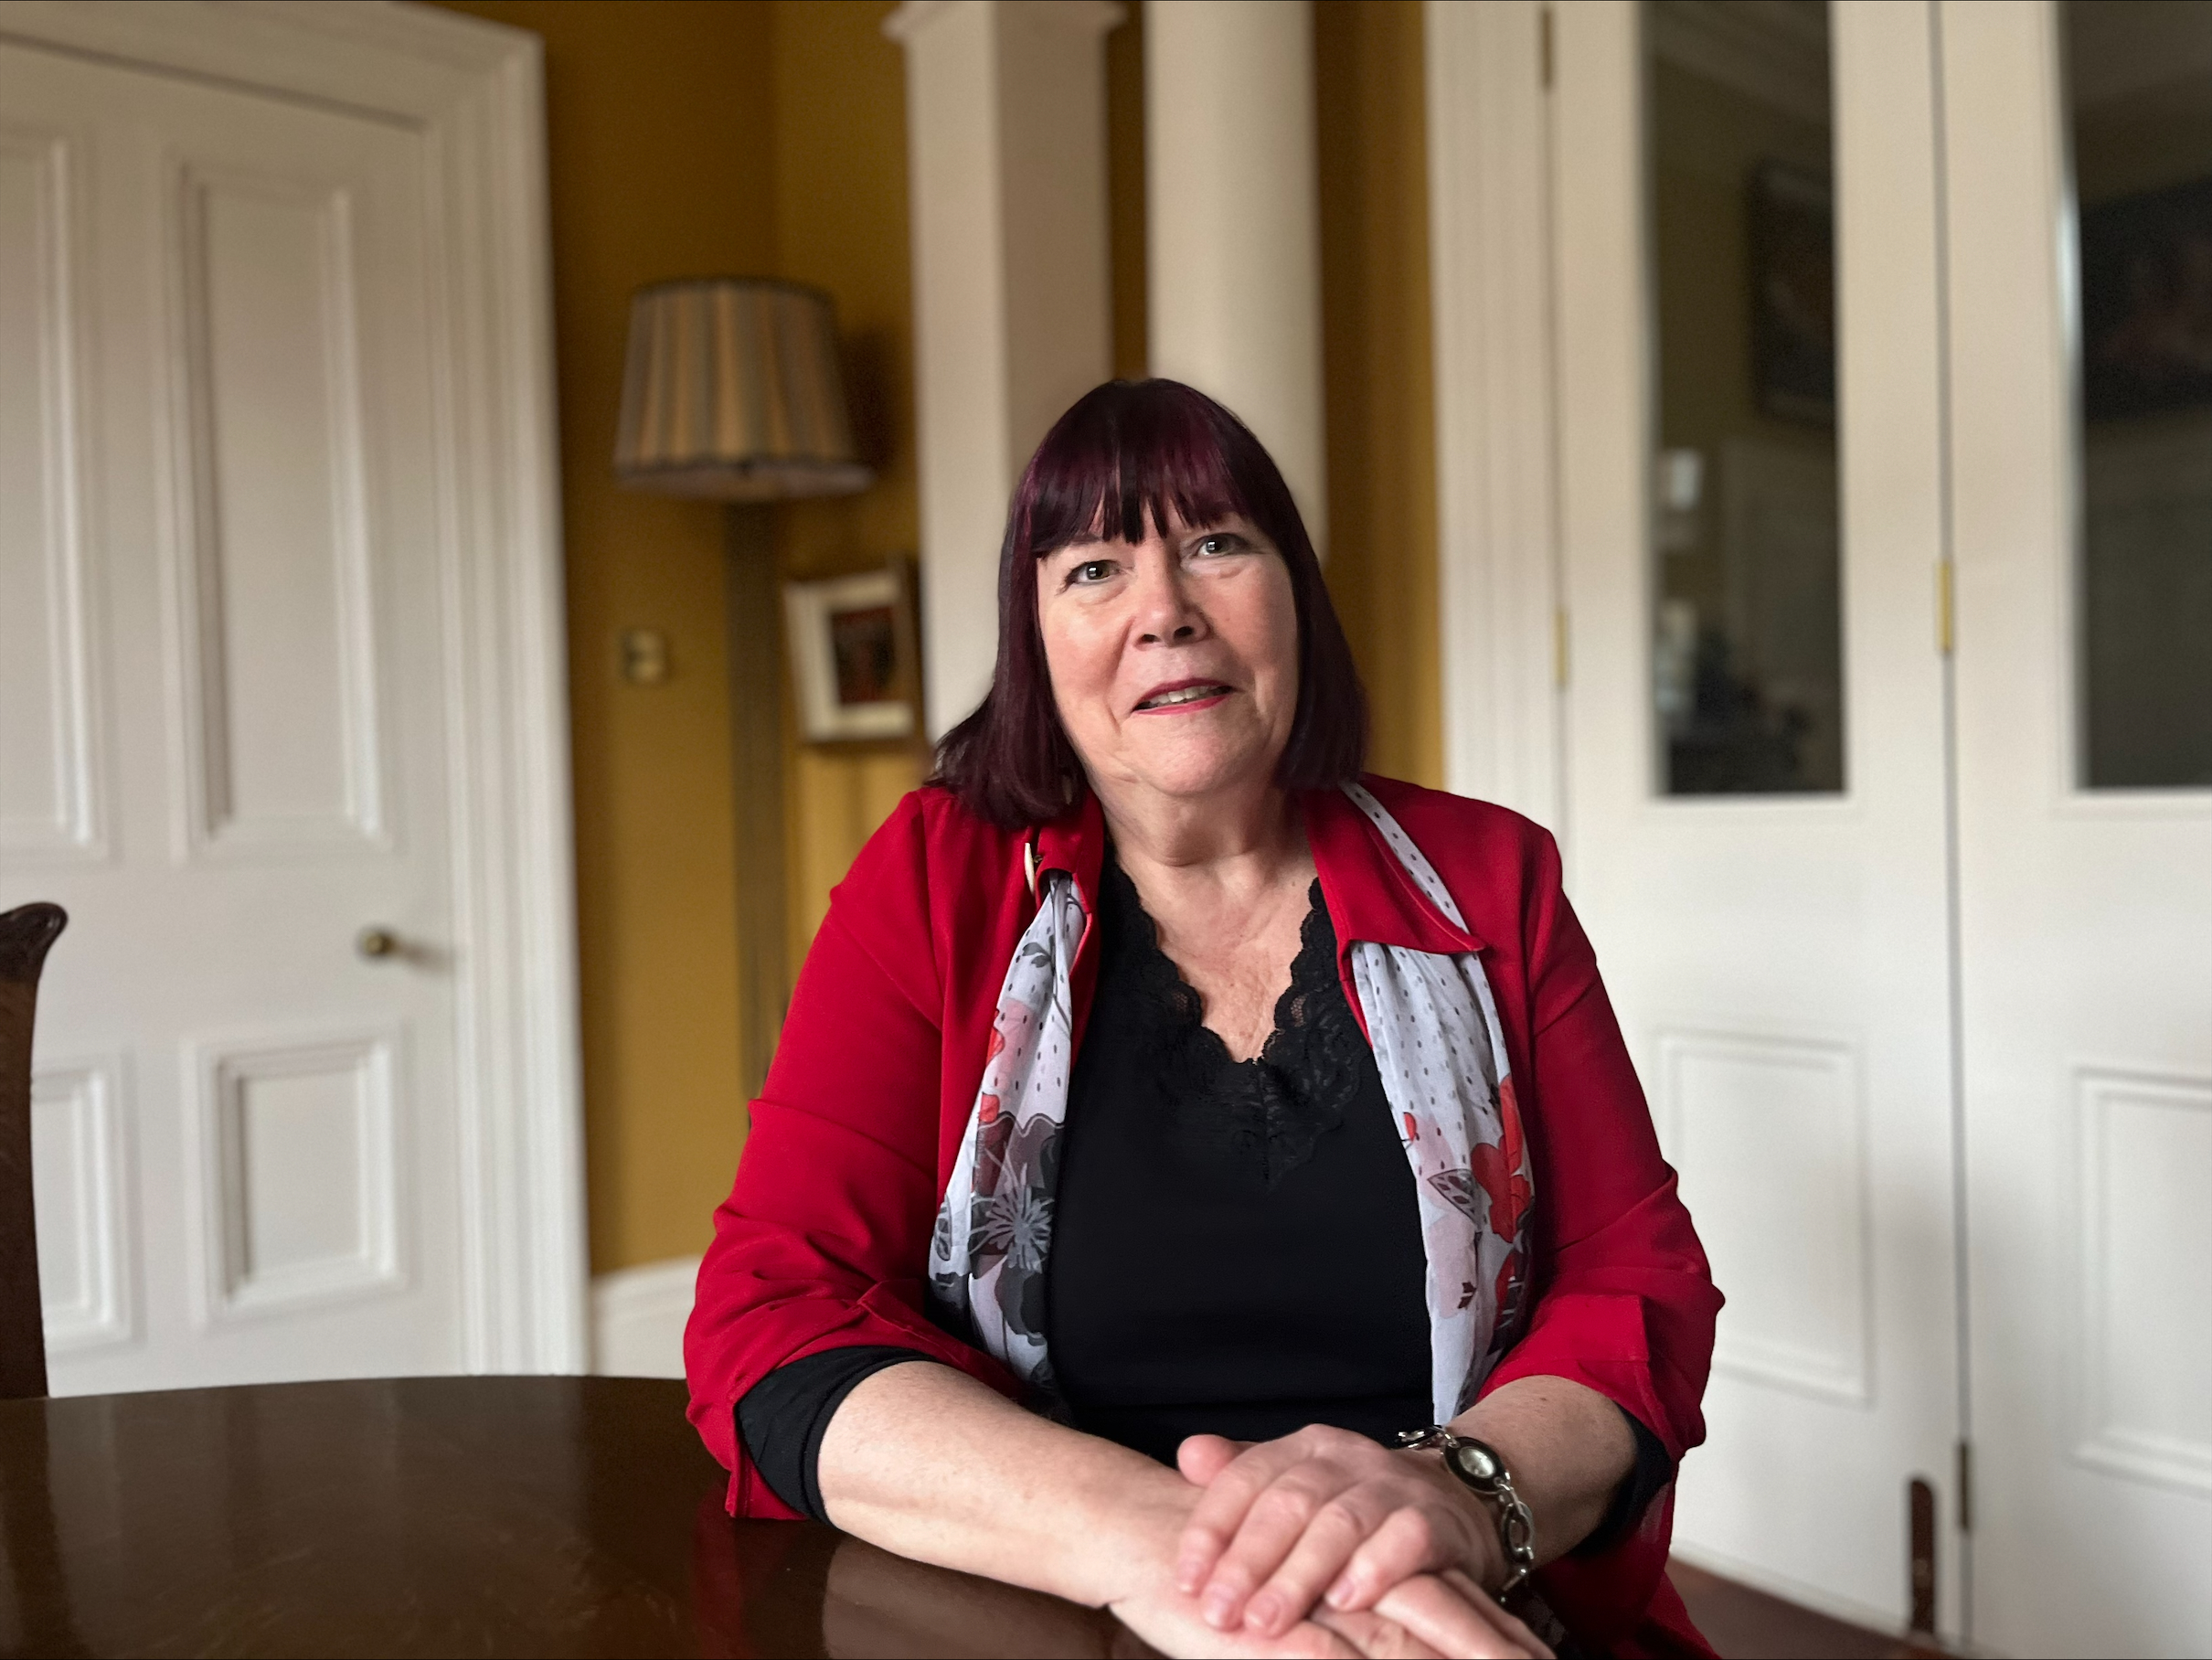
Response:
[1395,1425,1537,1598]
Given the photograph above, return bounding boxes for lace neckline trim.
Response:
[1098,849,1372,1186]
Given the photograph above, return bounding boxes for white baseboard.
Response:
[590,1254,701,1378]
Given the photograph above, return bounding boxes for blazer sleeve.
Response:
[1475,828,1723,1642]
[684,795,1024,1518]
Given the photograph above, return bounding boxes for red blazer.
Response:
[686,776,1721,1656]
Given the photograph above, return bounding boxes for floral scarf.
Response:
[926,782,1533,1421]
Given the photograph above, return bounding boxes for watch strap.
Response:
[1396,1425,1538,1597]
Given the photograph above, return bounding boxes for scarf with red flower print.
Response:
[926,782,1532,1419]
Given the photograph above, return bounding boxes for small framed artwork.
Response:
[2079,172,2212,421]
[783,564,920,743]
[1748,158,1837,426]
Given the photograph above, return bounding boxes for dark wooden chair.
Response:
[1,902,67,1399]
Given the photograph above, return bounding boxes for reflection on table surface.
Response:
[0,1375,1135,1659]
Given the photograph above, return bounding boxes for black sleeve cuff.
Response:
[736,1346,931,1521]
[1570,1405,1674,1557]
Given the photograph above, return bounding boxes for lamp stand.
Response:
[724,503,788,1100]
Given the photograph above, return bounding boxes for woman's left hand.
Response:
[1339,1570,1550,1659]
[1173,1428,1508,1641]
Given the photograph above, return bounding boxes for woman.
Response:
[686,380,1721,1659]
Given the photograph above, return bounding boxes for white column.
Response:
[1145,0,1327,550]
[887,0,1122,738]
[1426,0,1562,825]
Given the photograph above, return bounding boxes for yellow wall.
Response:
[768,0,930,961]
[423,0,1443,1272]
[1107,3,1148,381]
[430,0,933,1272]
[1315,0,1442,789]
[431,0,765,1273]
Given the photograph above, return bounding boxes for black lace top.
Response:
[1044,848,1433,1460]
[1078,855,1385,1186]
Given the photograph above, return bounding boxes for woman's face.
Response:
[1037,509,1302,809]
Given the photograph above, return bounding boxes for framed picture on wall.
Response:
[2079,172,2212,421]
[783,564,920,743]
[1748,158,1837,426]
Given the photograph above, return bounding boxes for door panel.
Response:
[1941,4,2212,1653]
[1552,0,1962,1631]
[175,163,388,852]
[0,40,467,1391]
[0,120,103,862]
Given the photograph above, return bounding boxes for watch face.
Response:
[1449,1442,1501,1484]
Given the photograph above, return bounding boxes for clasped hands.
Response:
[1112,1424,1550,1659]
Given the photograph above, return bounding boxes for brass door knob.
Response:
[356,926,400,961]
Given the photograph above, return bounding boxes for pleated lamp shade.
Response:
[613,278,873,501]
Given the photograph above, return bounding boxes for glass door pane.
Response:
[1647,0,1844,793]
[2067,0,2212,788]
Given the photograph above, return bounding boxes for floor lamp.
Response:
[612,278,873,1096]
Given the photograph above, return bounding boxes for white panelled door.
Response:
[1526,0,2212,1649]
[0,37,470,1389]
[1941,5,2212,1655]
[1549,0,1962,1633]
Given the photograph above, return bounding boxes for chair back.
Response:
[0,902,67,1399]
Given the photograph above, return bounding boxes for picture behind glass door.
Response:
[1646,0,1842,795]
[2067,0,2212,789]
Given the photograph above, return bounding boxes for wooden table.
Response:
[0,1376,1130,1658]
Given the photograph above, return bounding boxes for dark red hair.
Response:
[931,378,1367,828]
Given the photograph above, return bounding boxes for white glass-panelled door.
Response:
[1550,0,1963,1635]
[1942,5,2212,1654]
[1539,0,2212,1651]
